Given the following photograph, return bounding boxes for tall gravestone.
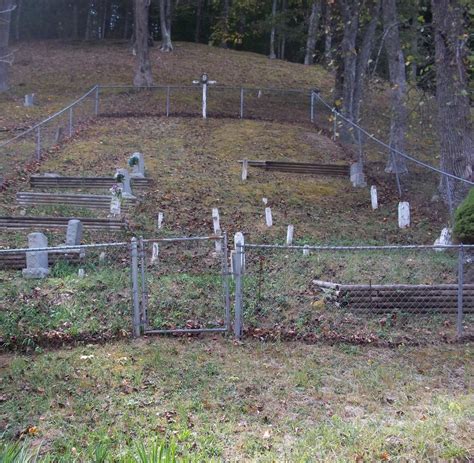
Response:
[116,168,134,198]
[22,232,49,279]
[129,152,145,178]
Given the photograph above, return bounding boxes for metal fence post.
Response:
[240,88,244,119]
[310,91,314,123]
[35,126,41,161]
[457,245,464,338]
[233,247,243,340]
[69,107,73,137]
[166,86,170,117]
[357,126,363,165]
[139,236,148,330]
[131,238,141,337]
[333,111,337,140]
[222,233,231,331]
[94,85,100,116]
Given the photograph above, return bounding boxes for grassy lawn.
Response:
[0,338,472,462]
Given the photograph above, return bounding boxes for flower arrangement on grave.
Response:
[128,154,140,167]
[114,172,125,184]
[109,183,123,201]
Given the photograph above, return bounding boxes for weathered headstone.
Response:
[157,212,164,229]
[24,94,35,107]
[129,152,145,178]
[22,232,49,279]
[66,219,83,246]
[286,225,294,245]
[398,202,410,228]
[78,268,85,278]
[370,185,378,210]
[110,196,121,216]
[115,169,134,198]
[434,227,452,251]
[54,127,64,144]
[262,197,268,205]
[99,251,106,262]
[265,207,273,227]
[350,162,367,188]
[303,245,310,256]
[241,160,248,181]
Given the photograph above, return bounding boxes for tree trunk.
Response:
[269,0,277,59]
[0,0,14,93]
[279,0,287,59]
[159,0,173,51]
[352,1,380,122]
[304,1,321,65]
[338,0,359,120]
[195,0,202,43]
[85,1,93,40]
[14,0,21,41]
[409,0,419,83]
[124,6,132,40]
[432,0,473,206]
[221,0,230,47]
[382,0,408,174]
[133,0,153,87]
[323,2,333,66]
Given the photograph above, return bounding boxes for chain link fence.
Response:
[0,241,130,349]
[234,243,474,345]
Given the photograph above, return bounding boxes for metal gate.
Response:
[137,235,231,335]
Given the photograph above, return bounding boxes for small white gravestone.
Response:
[78,268,85,278]
[115,169,134,198]
[22,232,49,279]
[24,94,35,107]
[212,208,220,233]
[99,252,106,262]
[110,196,121,216]
[303,245,310,256]
[262,197,268,205]
[434,228,452,251]
[398,202,410,228]
[151,243,159,264]
[286,225,294,245]
[66,219,83,246]
[129,152,145,178]
[241,160,248,181]
[265,207,273,227]
[370,185,378,210]
[258,90,262,98]
[157,212,164,229]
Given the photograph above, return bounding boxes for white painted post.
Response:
[151,243,159,264]
[230,250,235,279]
[265,207,273,227]
[78,268,85,278]
[262,197,268,205]
[370,185,378,210]
[241,160,248,181]
[398,202,410,228]
[286,225,294,245]
[234,232,245,272]
[212,208,220,233]
[202,83,207,119]
[157,212,164,229]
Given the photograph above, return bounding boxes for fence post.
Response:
[35,126,41,161]
[94,85,100,116]
[457,245,464,338]
[138,236,148,329]
[240,88,244,119]
[310,91,315,123]
[222,232,231,331]
[69,107,73,137]
[166,86,170,117]
[333,111,337,140]
[233,246,243,340]
[131,238,141,337]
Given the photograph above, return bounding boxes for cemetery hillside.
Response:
[0,0,473,461]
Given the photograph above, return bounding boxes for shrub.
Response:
[454,188,474,244]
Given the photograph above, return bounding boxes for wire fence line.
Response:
[0,83,470,214]
[1,237,473,347]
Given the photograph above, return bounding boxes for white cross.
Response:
[192,73,217,119]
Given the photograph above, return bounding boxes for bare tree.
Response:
[304,0,321,65]
[432,0,473,206]
[269,0,277,59]
[195,0,203,43]
[0,0,14,93]
[133,0,153,87]
[159,0,173,51]
[337,0,359,120]
[323,2,333,66]
[382,0,408,174]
